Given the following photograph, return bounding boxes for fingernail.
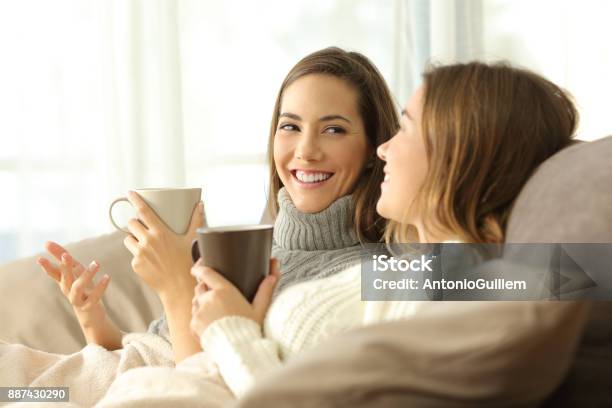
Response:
[102,274,110,282]
[89,260,98,269]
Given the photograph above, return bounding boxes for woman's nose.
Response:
[377,141,388,161]
[295,133,322,161]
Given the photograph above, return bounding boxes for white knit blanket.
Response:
[0,332,177,407]
[94,352,235,407]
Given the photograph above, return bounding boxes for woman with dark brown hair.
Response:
[263,46,399,297]
[36,46,397,357]
[266,47,398,243]
[3,47,398,407]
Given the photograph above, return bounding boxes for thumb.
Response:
[187,201,205,237]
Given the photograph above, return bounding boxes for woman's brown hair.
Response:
[267,47,399,243]
[387,62,578,244]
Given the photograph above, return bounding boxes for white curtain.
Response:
[0,0,397,263]
[480,0,612,141]
[0,0,189,263]
[393,0,484,103]
[395,0,612,141]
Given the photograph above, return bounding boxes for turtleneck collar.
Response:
[273,187,358,251]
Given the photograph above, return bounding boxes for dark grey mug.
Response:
[191,224,274,301]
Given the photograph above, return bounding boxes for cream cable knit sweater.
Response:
[196,190,420,398]
[199,263,422,398]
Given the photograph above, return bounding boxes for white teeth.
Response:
[295,171,332,183]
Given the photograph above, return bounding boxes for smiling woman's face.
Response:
[376,85,428,225]
[273,74,369,213]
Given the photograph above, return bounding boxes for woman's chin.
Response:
[293,198,332,214]
[285,186,336,214]
[375,198,393,220]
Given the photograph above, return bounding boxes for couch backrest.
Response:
[507,136,612,243]
[506,135,612,407]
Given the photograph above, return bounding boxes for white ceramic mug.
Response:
[109,187,202,234]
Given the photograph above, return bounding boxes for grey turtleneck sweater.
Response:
[272,187,363,294]
[148,187,363,337]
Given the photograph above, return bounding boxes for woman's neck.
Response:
[415,221,456,243]
[273,187,358,251]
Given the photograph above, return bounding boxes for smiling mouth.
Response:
[291,170,334,185]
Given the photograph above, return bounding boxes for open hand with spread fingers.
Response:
[37,241,122,350]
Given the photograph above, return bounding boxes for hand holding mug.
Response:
[191,224,274,301]
[110,188,205,301]
[189,258,280,338]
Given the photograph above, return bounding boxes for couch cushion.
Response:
[0,230,163,353]
[237,301,588,408]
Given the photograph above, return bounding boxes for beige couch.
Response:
[1,136,610,406]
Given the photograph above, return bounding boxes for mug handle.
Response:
[191,239,200,263]
[191,239,203,283]
[109,197,131,233]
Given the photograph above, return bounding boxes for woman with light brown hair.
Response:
[90,61,587,406]
[378,61,578,244]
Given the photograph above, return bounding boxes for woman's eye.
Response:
[324,126,346,134]
[279,123,299,132]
